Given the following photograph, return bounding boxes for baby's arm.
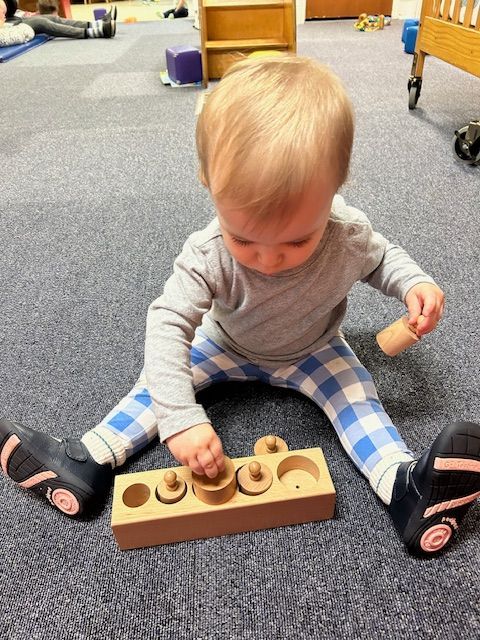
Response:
[145,237,225,477]
[363,235,444,334]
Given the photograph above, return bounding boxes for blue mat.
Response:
[0,34,53,62]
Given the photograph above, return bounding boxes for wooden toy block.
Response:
[254,434,288,455]
[376,315,424,356]
[111,447,336,550]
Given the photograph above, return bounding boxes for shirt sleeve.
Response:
[361,228,437,302]
[144,238,216,441]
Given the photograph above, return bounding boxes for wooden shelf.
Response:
[206,38,289,50]
[199,0,296,86]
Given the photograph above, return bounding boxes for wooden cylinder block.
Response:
[112,446,336,549]
[192,456,237,505]
[237,461,273,496]
[155,470,187,504]
[376,316,421,356]
[254,435,289,455]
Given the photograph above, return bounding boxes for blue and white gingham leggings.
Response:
[98,329,412,480]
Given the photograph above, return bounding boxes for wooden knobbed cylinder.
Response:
[376,315,423,357]
[237,461,273,496]
[254,435,289,455]
[155,470,187,504]
[192,457,237,505]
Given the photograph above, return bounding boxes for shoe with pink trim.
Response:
[0,418,112,517]
[389,420,480,555]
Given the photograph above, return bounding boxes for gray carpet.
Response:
[1,16,479,640]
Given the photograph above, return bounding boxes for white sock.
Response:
[88,19,105,29]
[86,23,104,38]
[369,452,415,505]
[81,426,127,469]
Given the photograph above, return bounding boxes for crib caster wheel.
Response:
[408,76,421,110]
[453,123,480,166]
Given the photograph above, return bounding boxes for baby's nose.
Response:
[258,248,281,267]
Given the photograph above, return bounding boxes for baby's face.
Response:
[0,1,6,25]
[216,180,336,275]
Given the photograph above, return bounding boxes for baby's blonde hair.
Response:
[196,55,354,218]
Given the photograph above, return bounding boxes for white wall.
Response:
[296,0,306,24]
[392,0,423,19]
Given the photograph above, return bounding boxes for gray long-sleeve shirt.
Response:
[145,195,435,441]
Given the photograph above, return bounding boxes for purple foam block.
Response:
[94,8,107,20]
[166,45,202,85]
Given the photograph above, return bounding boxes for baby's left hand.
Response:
[405,283,445,336]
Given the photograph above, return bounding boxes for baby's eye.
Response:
[231,237,250,247]
[289,239,309,248]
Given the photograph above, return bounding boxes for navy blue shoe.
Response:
[389,421,480,555]
[103,5,117,21]
[102,16,116,38]
[0,418,112,517]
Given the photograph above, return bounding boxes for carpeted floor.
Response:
[0,17,479,640]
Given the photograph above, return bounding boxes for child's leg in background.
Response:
[265,335,414,504]
[22,15,115,39]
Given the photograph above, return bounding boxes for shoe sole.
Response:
[407,421,480,553]
[0,425,94,516]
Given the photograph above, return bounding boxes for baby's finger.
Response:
[408,307,422,326]
[187,458,205,476]
[420,296,438,319]
[407,296,423,326]
[196,450,219,478]
[415,317,432,335]
[439,299,445,318]
[209,439,225,472]
[416,313,439,336]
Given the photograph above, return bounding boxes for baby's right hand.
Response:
[166,423,225,478]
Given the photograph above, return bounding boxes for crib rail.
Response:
[415,0,480,75]
[408,0,479,157]
[433,0,480,29]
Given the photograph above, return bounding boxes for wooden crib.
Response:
[408,0,480,164]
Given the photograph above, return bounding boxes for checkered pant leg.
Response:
[190,329,271,390]
[94,329,262,460]
[266,336,413,479]
[95,330,412,476]
[97,371,157,458]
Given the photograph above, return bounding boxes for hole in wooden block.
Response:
[276,455,320,491]
[122,483,151,508]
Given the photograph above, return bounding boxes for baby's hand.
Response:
[166,423,225,478]
[405,283,445,336]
